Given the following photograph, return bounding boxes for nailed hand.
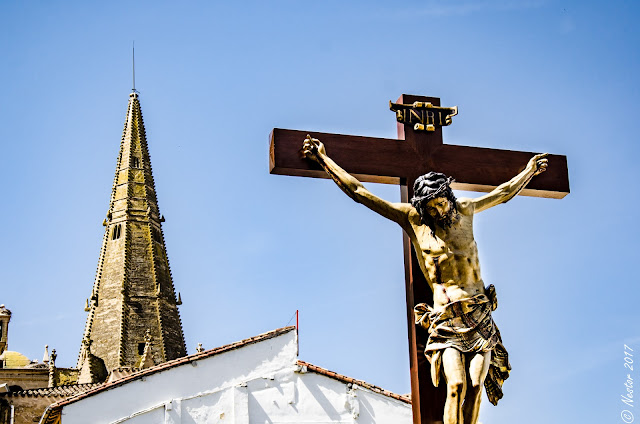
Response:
[302,135,326,162]
[527,153,549,176]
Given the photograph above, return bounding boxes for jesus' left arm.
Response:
[472,153,548,213]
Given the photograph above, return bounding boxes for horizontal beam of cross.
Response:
[269,128,569,198]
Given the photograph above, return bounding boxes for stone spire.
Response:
[78,91,187,376]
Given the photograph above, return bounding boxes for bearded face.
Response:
[418,196,457,230]
[410,171,458,233]
[425,197,451,220]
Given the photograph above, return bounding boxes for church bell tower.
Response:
[78,91,187,378]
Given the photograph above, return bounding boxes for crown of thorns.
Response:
[410,173,455,208]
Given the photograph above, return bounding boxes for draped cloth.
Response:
[414,288,511,406]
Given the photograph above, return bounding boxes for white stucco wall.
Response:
[247,369,412,423]
[56,330,411,423]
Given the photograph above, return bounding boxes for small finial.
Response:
[84,299,90,312]
[196,343,204,353]
[50,349,57,365]
[176,292,182,306]
[43,345,50,363]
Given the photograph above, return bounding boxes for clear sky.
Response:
[1,1,638,423]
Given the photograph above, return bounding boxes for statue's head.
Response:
[410,172,458,231]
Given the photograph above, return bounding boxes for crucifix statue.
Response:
[269,94,569,424]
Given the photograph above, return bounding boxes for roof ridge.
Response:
[296,360,411,404]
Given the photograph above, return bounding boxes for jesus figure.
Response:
[302,135,548,424]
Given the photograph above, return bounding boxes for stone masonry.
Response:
[78,92,187,375]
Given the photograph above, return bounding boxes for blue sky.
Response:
[1,1,639,423]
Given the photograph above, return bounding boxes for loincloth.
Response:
[414,288,511,406]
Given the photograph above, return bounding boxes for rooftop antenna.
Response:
[132,41,137,93]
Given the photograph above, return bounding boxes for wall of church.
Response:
[57,367,411,423]
[0,369,49,391]
[0,395,59,424]
[59,330,299,423]
[52,330,412,423]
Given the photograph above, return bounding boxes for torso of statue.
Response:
[407,198,484,310]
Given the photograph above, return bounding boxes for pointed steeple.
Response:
[78,91,187,375]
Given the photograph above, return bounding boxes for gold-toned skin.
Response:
[302,135,548,424]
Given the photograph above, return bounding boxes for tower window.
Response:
[138,343,145,356]
[132,157,140,168]
[111,224,122,240]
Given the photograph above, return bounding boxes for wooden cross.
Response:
[269,94,569,424]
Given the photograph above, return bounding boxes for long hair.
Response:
[410,172,458,234]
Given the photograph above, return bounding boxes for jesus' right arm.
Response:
[301,135,412,228]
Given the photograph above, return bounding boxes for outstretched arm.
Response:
[302,135,412,227]
[473,153,549,213]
